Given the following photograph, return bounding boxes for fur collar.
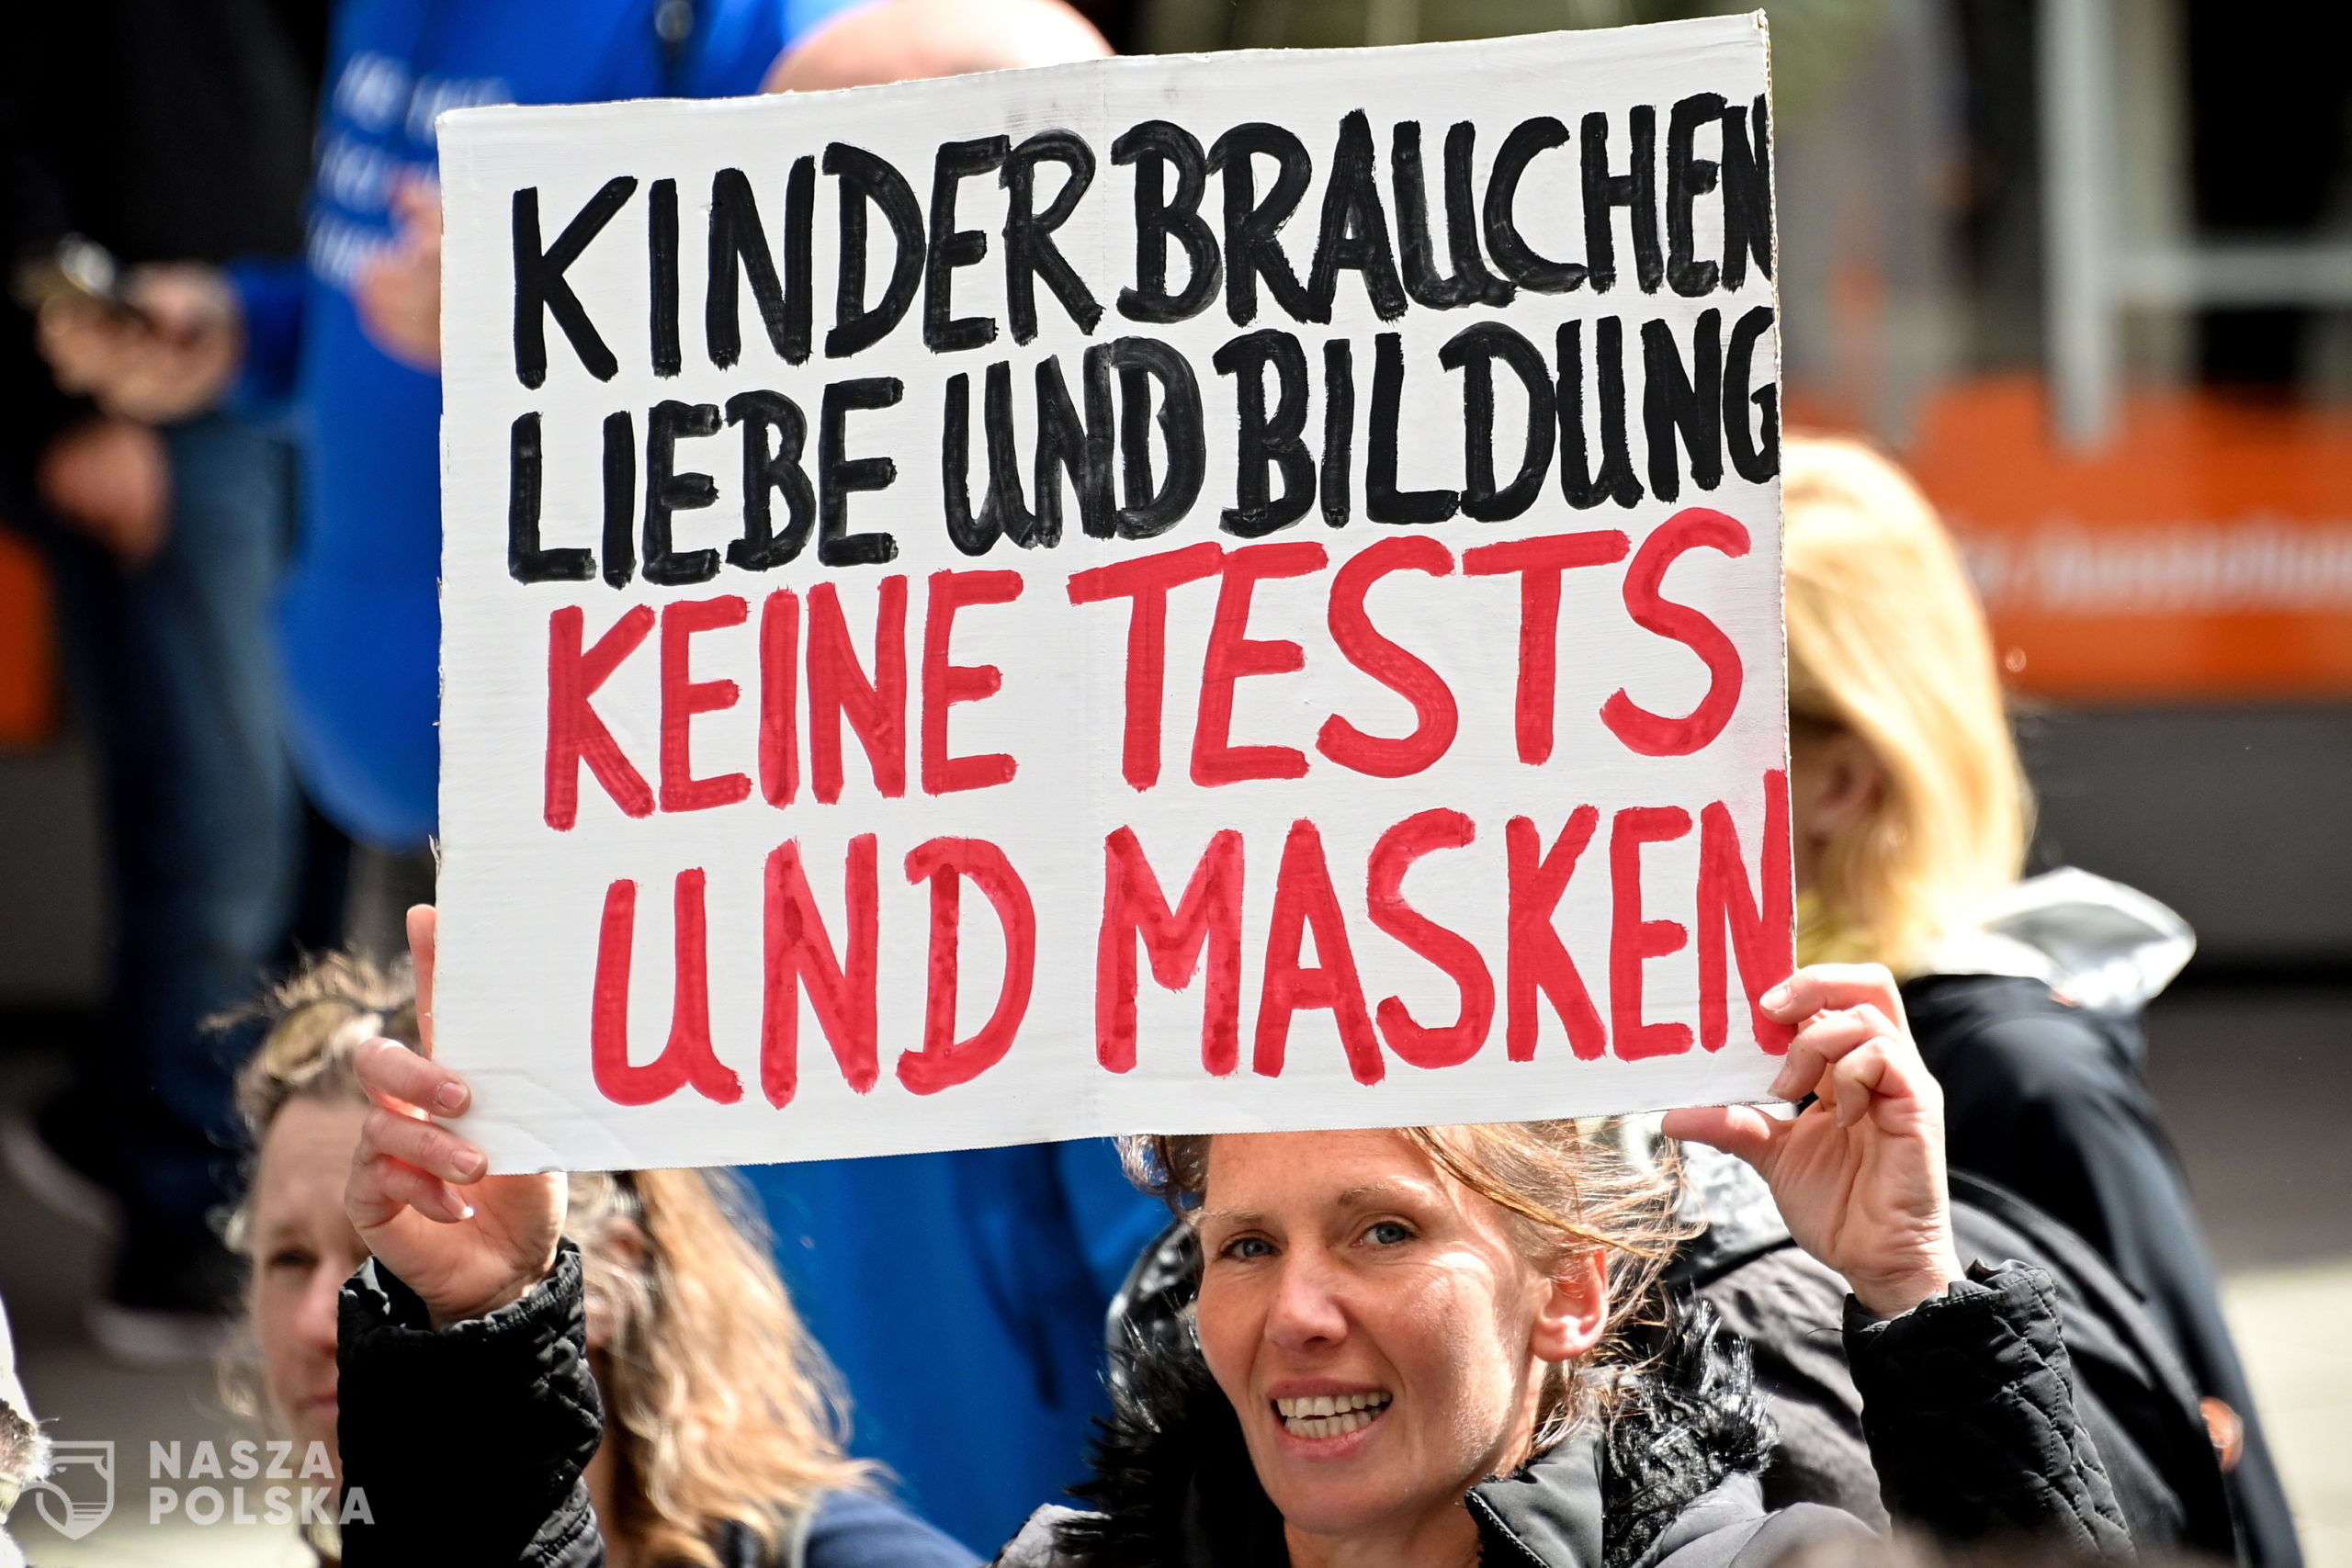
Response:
[1052,1292,1774,1568]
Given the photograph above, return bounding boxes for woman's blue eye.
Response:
[1364,1221,1413,1247]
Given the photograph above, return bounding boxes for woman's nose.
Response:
[297,1266,344,1348]
[1262,1252,1350,1350]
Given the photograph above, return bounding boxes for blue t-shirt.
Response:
[747,1143,1169,1556]
[240,0,862,848]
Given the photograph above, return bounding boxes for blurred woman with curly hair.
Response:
[225,946,973,1568]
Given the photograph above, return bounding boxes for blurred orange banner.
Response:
[1901,376,2352,702]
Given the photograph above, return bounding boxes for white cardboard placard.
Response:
[435,15,1791,1173]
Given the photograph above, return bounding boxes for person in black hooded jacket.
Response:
[1776,437,2294,1568]
[335,950,2132,1568]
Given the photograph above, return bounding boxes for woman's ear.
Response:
[582,1216,647,1356]
[1794,728,1885,841]
[1531,1249,1610,1365]
[1789,726,1887,890]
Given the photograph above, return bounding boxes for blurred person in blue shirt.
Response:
[288,0,867,847]
[748,1143,1164,1555]
[38,0,866,853]
[24,0,861,1366]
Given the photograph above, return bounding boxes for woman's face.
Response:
[247,1099,370,1476]
[1193,1131,1605,1553]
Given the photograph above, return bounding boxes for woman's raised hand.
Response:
[1662,964,1964,1318]
[345,906,564,1328]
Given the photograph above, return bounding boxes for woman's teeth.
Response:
[1274,1392,1392,1438]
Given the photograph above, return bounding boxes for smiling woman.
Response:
[1144,1120,1686,1445]
[979,965,2153,1568]
[1156,1126,1675,1564]
[329,932,2154,1568]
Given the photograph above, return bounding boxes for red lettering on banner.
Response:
[1610,806,1694,1058]
[1462,531,1632,765]
[545,604,655,829]
[659,596,752,813]
[1699,770,1796,1053]
[1366,808,1493,1068]
[1195,541,1328,787]
[1067,542,1225,791]
[1253,818,1382,1085]
[589,872,743,1106]
[760,836,879,1107]
[807,578,908,803]
[1503,809,1606,1060]
[1317,538,1461,778]
[897,837,1036,1094]
[922,570,1023,795]
[1096,828,1245,1074]
[758,591,799,807]
[1601,509,1749,756]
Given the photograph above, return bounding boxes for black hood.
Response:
[1055,1258,1774,1568]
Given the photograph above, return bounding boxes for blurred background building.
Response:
[1132,0,2352,971]
[0,0,2345,1562]
[6,0,2345,1010]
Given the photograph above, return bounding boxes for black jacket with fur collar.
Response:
[993,1265,2131,1568]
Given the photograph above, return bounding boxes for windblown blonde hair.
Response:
[1782,436,2031,974]
[226,953,868,1568]
[1125,1121,1691,1449]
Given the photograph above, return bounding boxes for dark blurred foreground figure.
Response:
[223,943,975,1568]
[742,6,1172,1554]
[1766,436,2294,1567]
[328,916,2140,1567]
[0,0,321,1363]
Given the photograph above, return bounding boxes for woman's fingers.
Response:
[347,904,488,1235]
[1770,1006,1939,1127]
[1769,1003,1901,1100]
[1829,1039,1894,1127]
[1762,964,1908,1033]
[407,904,438,1056]
[1661,1103,1786,1168]
[361,1103,487,1187]
[1830,1029,1941,1131]
[356,1035,469,1117]
[351,1151,472,1228]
